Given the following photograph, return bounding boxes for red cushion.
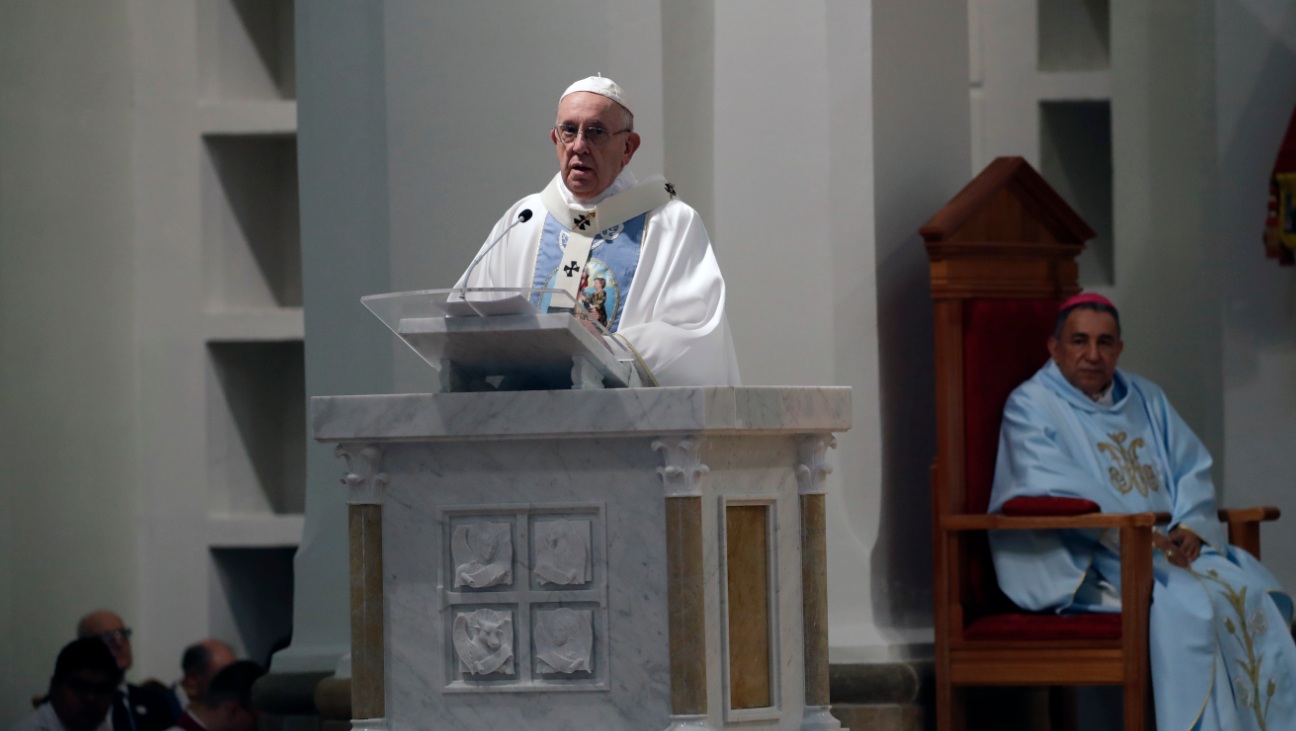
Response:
[964,612,1123,641]
[1001,496,1101,516]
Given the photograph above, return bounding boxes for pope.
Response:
[454,75,740,387]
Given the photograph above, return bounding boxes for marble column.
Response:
[654,436,713,731]
[798,435,844,731]
[338,444,388,731]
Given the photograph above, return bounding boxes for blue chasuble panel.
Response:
[531,212,646,333]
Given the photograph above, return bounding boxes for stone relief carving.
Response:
[796,433,837,495]
[335,443,388,505]
[652,436,709,497]
[533,519,591,586]
[452,608,515,676]
[452,522,513,588]
[534,608,593,675]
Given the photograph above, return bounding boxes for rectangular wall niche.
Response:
[1037,0,1110,72]
[1040,100,1114,285]
[725,503,774,712]
[209,547,295,665]
[202,134,301,310]
[199,0,296,101]
[206,340,306,515]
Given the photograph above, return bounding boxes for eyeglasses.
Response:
[553,123,631,147]
[96,628,132,643]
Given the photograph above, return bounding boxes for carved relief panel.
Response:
[452,608,515,676]
[534,607,594,675]
[439,503,608,692]
[533,519,591,586]
[452,522,513,589]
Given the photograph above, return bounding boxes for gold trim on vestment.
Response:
[612,333,659,387]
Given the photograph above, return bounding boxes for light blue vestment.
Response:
[530,211,647,332]
[989,361,1296,730]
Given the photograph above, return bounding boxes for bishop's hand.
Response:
[1153,531,1192,569]
[1169,526,1202,564]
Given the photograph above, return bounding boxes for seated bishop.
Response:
[988,293,1296,730]
[454,75,740,387]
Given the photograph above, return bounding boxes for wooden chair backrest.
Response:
[958,298,1056,613]
[922,157,1092,623]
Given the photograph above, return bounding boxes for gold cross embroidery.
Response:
[1097,432,1160,497]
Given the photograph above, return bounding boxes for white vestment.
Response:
[10,703,111,731]
[455,169,741,387]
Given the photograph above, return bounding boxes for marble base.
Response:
[663,715,716,731]
[829,704,921,731]
[313,387,852,731]
[384,437,671,726]
[827,660,931,731]
[252,671,334,716]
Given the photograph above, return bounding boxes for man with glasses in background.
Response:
[76,611,175,731]
[455,75,740,387]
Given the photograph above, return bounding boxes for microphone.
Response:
[458,209,533,301]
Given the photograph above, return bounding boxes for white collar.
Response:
[557,168,637,210]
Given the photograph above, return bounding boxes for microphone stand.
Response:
[457,209,534,305]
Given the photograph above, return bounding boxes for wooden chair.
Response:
[921,157,1280,731]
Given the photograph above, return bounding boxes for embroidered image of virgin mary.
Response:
[543,257,620,330]
[579,259,618,328]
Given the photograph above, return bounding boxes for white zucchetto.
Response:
[560,75,631,114]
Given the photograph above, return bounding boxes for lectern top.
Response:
[311,386,852,443]
[362,287,640,390]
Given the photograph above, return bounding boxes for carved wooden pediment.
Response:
[920,157,1093,299]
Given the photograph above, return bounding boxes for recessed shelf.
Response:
[198,101,297,135]
[206,514,304,548]
[209,547,296,666]
[207,341,306,516]
[1040,100,1114,285]
[199,0,296,102]
[205,308,304,342]
[203,134,301,309]
[1037,0,1110,72]
[1034,71,1109,101]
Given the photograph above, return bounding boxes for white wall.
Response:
[1215,0,1296,592]
[864,0,970,657]
[281,0,393,673]
[1110,0,1224,459]
[710,1,887,658]
[0,1,143,724]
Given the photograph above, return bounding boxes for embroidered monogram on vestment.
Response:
[1097,431,1160,497]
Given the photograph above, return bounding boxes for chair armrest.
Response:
[1218,506,1281,524]
[941,511,1169,532]
[1217,506,1280,558]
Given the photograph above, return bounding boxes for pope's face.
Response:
[552,92,640,201]
[1049,308,1123,397]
